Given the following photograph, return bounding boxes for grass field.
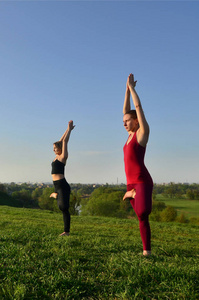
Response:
[0,206,199,299]
[156,195,199,218]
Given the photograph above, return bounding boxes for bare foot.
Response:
[50,193,58,199]
[59,232,70,236]
[123,189,136,200]
[143,250,151,256]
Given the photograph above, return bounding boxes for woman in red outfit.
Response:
[123,74,153,256]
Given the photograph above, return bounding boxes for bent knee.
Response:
[59,204,69,211]
[137,210,151,221]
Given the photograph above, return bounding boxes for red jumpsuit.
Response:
[123,131,153,250]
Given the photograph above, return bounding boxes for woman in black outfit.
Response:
[50,120,75,236]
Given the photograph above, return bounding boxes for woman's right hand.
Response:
[123,189,136,200]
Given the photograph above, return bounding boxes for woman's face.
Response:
[123,114,138,133]
[53,145,62,155]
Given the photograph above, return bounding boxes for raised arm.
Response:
[123,80,131,114]
[59,120,75,163]
[128,74,149,146]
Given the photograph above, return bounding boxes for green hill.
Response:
[0,206,198,299]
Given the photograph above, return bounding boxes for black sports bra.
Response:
[51,159,65,175]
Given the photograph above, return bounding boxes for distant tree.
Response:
[152,189,157,201]
[153,184,165,195]
[150,201,166,222]
[38,187,57,211]
[32,188,43,204]
[81,186,127,218]
[175,191,184,199]
[186,189,195,200]
[69,191,81,215]
[12,189,34,207]
[163,183,177,198]
[152,201,166,211]
[0,184,6,193]
[194,190,199,200]
[0,191,23,207]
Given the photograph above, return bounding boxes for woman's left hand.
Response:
[68,120,75,131]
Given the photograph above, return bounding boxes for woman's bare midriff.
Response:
[52,174,64,181]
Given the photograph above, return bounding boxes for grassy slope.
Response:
[0,206,199,300]
[156,195,199,218]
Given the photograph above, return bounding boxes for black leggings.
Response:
[53,178,71,233]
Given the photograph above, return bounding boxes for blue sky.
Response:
[0,1,199,184]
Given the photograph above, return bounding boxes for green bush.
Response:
[189,217,199,226]
[152,200,166,211]
[176,213,188,223]
[150,211,161,222]
[150,201,166,221]
[81,187,126,218]
[160,205,177,222]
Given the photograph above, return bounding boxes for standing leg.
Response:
[128,183,153,254]
[62,210,71,233]
[138,213,151,253]
[56,179,71,236]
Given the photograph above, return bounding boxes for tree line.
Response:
[0,182,199,224]
[153,182,199,200]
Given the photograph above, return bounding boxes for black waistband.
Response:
[53,178,66,184]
